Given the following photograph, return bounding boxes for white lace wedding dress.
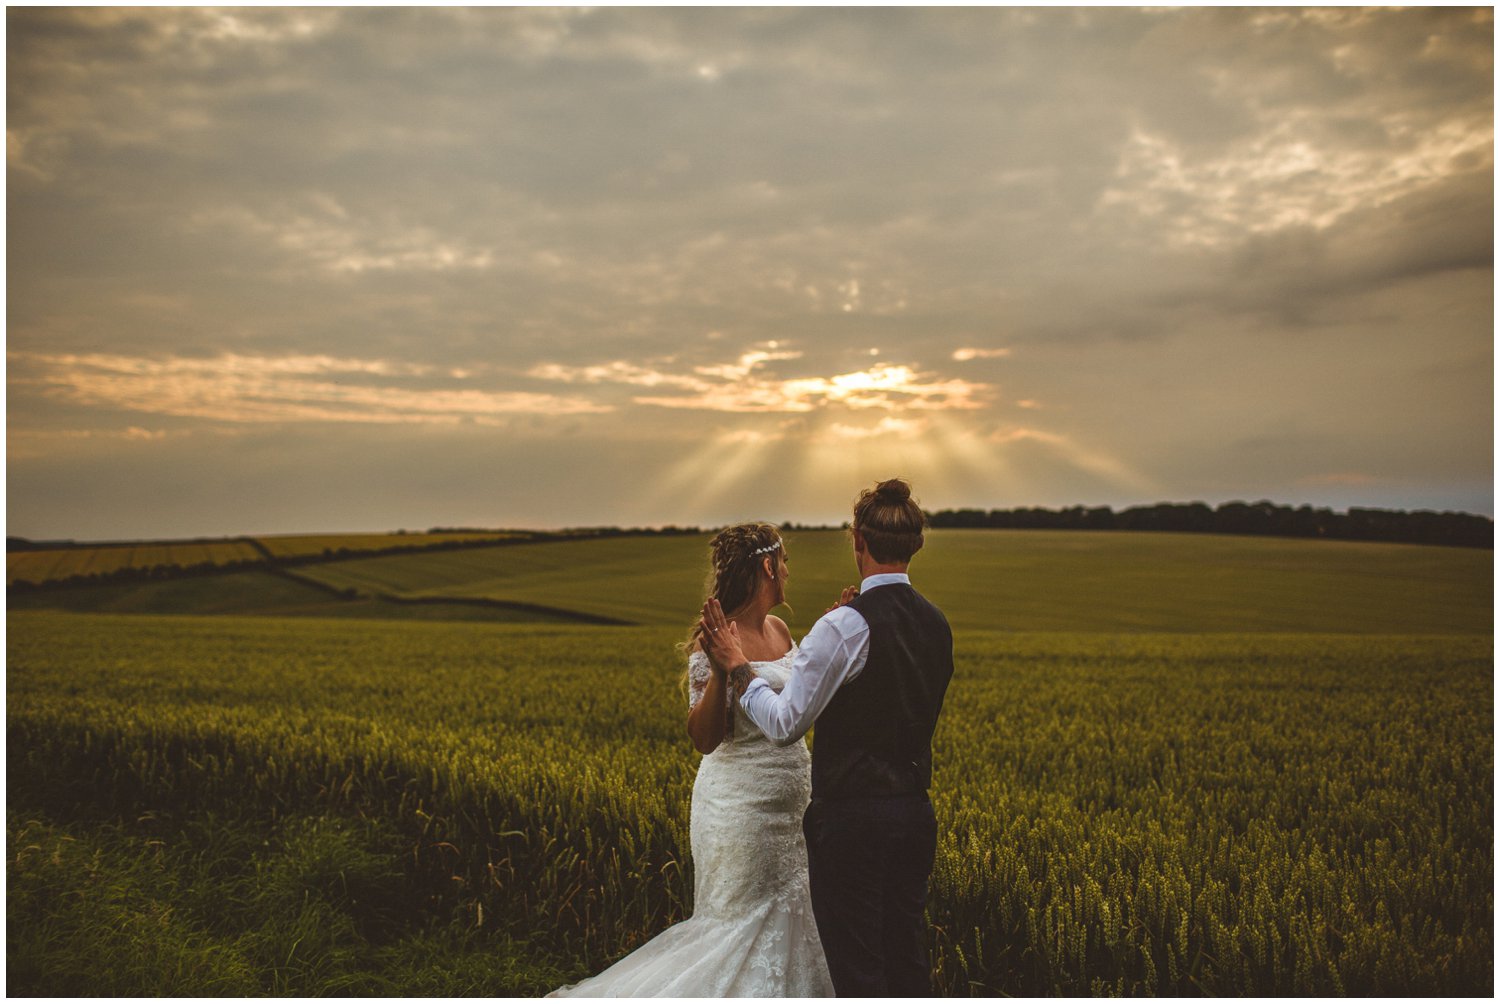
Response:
[550,645,834,997]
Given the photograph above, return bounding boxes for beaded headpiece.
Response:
[750,541,781,556]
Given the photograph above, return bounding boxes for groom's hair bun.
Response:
[852,477,925,564]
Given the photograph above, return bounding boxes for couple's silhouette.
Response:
[552,478,953,997]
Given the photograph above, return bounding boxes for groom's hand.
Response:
[824,585,859,614]
[699,599,747,676]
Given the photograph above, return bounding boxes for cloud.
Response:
[8,425,178,462]
[692,343,805,381]
[10,352,610,425]
[4,8,1491,535]
[531,346,993,415]
[1098,113,1491,250]
[526,360,707,390]
[196,203,498,274]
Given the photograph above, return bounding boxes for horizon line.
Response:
[7,497,1492,547]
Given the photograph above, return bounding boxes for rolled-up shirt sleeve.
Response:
[740,606,870,746]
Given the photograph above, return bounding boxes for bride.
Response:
[550,522,834,997]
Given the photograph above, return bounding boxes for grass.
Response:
[7,610,1491,995]
[13,530,1488,633]
[286,529,1492,634]
[292,533,716,625]
[7,530,1492,993]
[5,531,527,586]
[7,810,570,996]
[894,530,1491,634]
[7,540,264,585]
[5,569,581,623]
[252,531,523,560]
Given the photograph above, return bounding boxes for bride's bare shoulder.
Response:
[767,614,793,647]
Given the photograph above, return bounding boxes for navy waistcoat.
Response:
[811,583,954,799]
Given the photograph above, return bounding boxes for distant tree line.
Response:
[924,501,1492,549]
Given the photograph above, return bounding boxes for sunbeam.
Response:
[633,425,786,521]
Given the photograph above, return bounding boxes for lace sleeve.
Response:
[687,651,713,710]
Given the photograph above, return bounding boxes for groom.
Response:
[701,477,954,996]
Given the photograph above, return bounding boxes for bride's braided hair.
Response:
[705,522,783,621]
[680,521,784,691]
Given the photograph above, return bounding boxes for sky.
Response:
[6,6,1494,540]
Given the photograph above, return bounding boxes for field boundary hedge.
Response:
[7,527,703,593]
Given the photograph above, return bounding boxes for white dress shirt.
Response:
[740,572,911,747]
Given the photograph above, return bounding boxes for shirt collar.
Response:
[859,571,911,592]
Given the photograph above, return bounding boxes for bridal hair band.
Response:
[750,541,781,556]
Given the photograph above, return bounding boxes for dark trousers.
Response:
[803,794,937,997]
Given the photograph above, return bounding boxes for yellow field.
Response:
[7,540,264,584]
[8,613,1491,995]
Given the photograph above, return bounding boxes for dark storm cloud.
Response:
[7,7,1492,537]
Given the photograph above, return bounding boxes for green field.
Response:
[5,530,525,586]
[12,530,1492,633]
[6,531,1493,995]
[252,530,524,560]
[261,529,1491,634]
[4,568,578,623]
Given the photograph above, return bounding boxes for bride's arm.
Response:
[702,599,870,748]
[686,647,732,754]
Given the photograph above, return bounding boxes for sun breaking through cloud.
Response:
[531,343,993,414]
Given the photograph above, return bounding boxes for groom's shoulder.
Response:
[816,602,871,639]
[847,585,951,643]
[905,586,953,632]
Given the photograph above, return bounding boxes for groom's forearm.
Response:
[740,678,804,746]
[740,613,869,746]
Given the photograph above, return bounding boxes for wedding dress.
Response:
[550,644,834,997]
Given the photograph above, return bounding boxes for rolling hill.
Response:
[14,529,1489,635]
